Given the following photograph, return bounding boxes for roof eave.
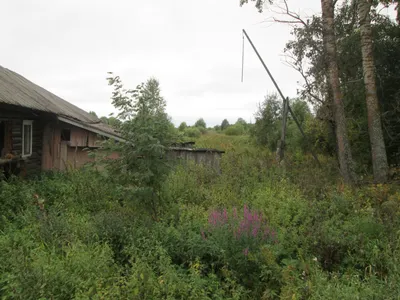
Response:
[57,116,125,142]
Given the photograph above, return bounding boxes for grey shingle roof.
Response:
[0,65,121,140]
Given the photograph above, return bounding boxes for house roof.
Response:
[0,65,121,140]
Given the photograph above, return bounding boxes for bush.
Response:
[184,127,201,138]
[224,124,245,136]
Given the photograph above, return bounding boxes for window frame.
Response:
[22,120,33,157]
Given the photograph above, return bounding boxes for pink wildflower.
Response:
[223,209,228,223]
[233,207,237,219]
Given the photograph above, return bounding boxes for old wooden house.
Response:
[0,66,122,177]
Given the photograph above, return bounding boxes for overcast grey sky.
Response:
[1,0,394,126]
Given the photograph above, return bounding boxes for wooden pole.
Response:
[276,97,289,163]
[242,29,321,167]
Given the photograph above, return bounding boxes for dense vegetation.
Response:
[1,131,399,299]
[1,1,400,298]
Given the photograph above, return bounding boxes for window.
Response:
[61,129,71,141]
[22,120,33,157]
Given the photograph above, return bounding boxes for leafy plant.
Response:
[101,75,177,219]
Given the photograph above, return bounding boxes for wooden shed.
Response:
[168,144,225,173]
[0,66,122,177]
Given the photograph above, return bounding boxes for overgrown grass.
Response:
[0,135,399,299]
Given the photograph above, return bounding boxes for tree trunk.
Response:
[358,0,389,183]
[321,0,356,184]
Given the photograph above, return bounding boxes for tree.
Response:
[321,0,356,184]
[100,116,108,124]
[221,119,230,131]
[251,93,282,149]
[241,0,356,183]
[108,117,122,128]
[99,116,122,128]
[290,100,312,126]
[89,111,98,118]
[195,118,206,128]
[236,118,247,126]
[104,75,176,219]
[285,1,400,168]
[286,99,313,152]
[357,0,389,182]
[178,122,187,131]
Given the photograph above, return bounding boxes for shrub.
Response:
[184,127,201,138]
[0,178,35,222]
[224,124,245,136]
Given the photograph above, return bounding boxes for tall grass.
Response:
[0,135,399,299]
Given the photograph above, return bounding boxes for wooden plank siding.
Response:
[0,104,50,176]
[168,149,223,173]
[41,121,103,171]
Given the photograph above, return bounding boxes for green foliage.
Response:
[224,124,245,136]
[88,111,98,118]
[178,121,187,131]
[184,127,202,138]
[239,0,273,12]
[235,118,247,126]
[251,93,282,150]
[100,116,109,123]
[195,118,207,128]
[221,119,230,131]
[285,3,400,167]
[214,125,222,131]
[102,75,177,219]
[99,115,122,128]
[1,130,400,299]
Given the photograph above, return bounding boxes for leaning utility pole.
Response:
[242,29,321,167]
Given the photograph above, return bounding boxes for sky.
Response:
[0,0,396,126]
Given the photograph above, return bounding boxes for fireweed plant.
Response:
[202,205,277,257]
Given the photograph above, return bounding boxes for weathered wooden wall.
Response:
[0,104,48,176]
[41,121,113,171]
[168,149,223,172]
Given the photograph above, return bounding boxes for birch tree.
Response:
[357,0,389,182]
[321,0,356,184]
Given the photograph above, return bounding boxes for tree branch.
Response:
[283,51,324,104]
[269,0,310,27]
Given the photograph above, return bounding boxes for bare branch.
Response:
[282,0,308,27]
[267,0,310,27]
[282,51,325,104]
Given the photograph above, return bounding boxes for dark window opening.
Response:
[0,121,5,157]
[61,129,71,141]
